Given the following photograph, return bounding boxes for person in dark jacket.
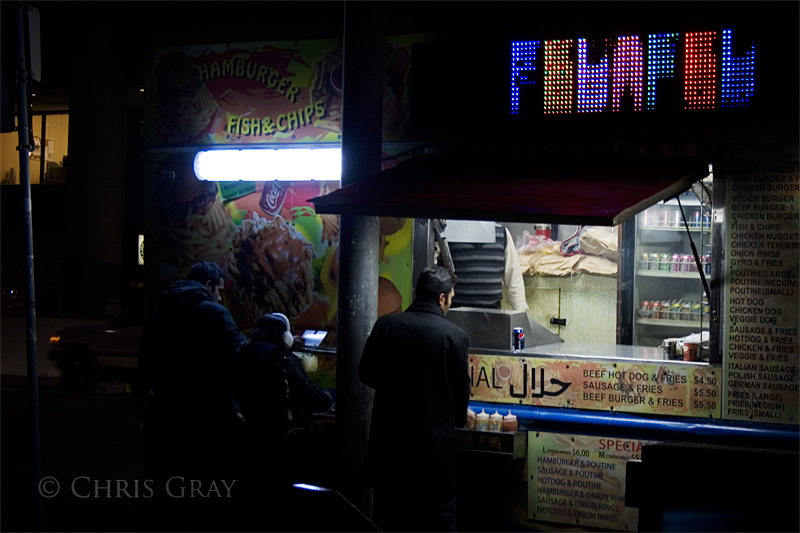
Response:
[231,312,332,530]
[138,261,247,532]
[359,266,471,532]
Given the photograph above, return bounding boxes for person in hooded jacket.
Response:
[231,313,332,530]
[138,261,247,532]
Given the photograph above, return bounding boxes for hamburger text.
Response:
[196,59,301,104]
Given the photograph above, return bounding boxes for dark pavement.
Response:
[2,379,525,532]
[1,384,146,532]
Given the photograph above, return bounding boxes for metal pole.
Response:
[14,2,43,531]
[337,0,384,516]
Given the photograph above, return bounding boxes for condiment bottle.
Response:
[503,411,518,433]
[489,411,503,432]
[475,409,489,432]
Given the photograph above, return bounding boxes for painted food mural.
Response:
[145,152,413,335]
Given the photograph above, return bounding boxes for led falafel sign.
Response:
[511,29,755,114]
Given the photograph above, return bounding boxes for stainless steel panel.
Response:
[445,307,562,350]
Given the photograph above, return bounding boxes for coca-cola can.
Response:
[259,180,288,216]
[534,224,552,240]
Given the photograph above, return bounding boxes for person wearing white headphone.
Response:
[231,312,332,530]
[269,312,297,350]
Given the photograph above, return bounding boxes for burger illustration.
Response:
[152,153,234,269]
[150,51,225,144]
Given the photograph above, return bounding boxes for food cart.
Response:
[312,154,798,532]
[143,14,798,531]
[307,16,799,533]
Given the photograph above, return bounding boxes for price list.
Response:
[469,356,721,418]
[528,432,652,532]
[725,163,799,424]
[690,368,721,412]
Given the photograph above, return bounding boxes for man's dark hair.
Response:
[251,314,288,345]
[187,261,225,286]
[415,266,458,303]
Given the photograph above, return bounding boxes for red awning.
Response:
[310,155,710,226]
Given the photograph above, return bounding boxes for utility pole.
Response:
[336,0,385,517]
[13,2,43,531]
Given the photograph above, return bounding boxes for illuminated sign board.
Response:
[511,29,755,115]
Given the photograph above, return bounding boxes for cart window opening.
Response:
[452,177,716,363]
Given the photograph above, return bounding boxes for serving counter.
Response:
[480,341,667,361]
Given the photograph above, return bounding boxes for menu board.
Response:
[725,163,799,424]
[528,432,652,531]
[469,355,720,418]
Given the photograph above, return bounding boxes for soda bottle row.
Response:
[638,298,710,321]
[639,205,710,229]
[639,252,711,274]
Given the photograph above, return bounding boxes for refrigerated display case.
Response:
[633,186,712,352]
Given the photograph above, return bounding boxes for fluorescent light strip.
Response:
[193,147,342,182]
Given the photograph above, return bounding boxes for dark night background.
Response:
[1,2,797,532]
[2,1,797,319]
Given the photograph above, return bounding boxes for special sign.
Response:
[469,355,720,418]
[529,432,653,531]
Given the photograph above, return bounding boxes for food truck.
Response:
[144,10,798,531]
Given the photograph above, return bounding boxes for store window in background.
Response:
[0,113,69,185]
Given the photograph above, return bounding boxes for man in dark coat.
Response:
[359,266,470,532]
[138,261,247,532]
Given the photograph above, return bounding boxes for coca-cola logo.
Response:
[264,181,285,210]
